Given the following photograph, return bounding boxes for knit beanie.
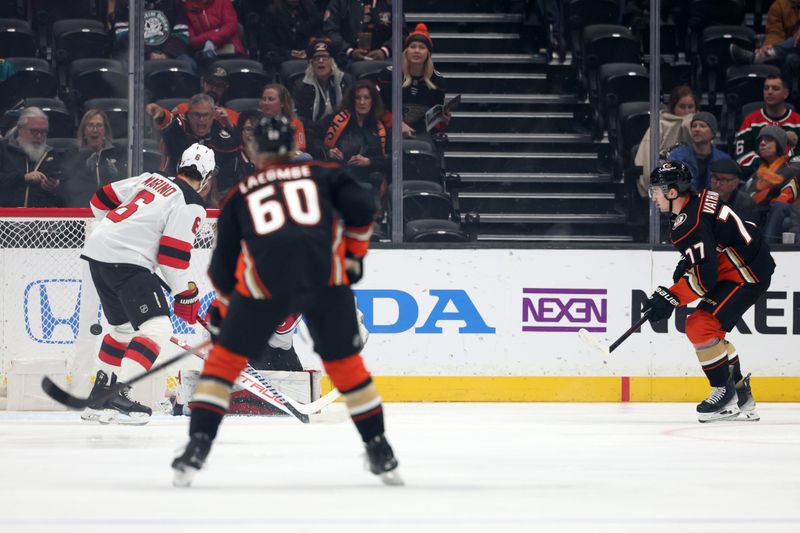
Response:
[691,111,718,136]
[405,23,433,51]
[757,125,788,154]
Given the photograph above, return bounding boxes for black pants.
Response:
[696,277,771,331]
[86,259,170,328]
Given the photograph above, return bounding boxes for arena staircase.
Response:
[406,1,635,243]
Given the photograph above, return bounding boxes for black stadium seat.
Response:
[208,59,269,102]
[114,138,164,173]
[404,219,469,243]
[722,65,782,146]
[0,18,37,57]
[404,138,442,183]
[21,97,74,137]
[279,59,307,87]
[349,60,391,83]
[564,0,621,54]
[580,25,640,102]
[403,181,453,224]
[52,19,110,65]
[615,101,650,180]
[82,98,128,138]
[696,26,755,104]
[46,137,79,159]
[225,98,259,113]
[154,98,189,114]
[145,60,200,100]
[69,58,128,104]
[0,57,58,110]
[597,63,649,141]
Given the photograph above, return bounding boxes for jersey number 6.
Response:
[107,190,156,223]
[246,179,322,235]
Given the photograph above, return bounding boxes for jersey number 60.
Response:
[246,179,322,235]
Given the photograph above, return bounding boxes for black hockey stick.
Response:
[41,339,213,410]
[578,311,652,355]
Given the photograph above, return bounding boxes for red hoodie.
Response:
[183,0,246,56]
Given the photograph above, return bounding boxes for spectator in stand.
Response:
[59,110,122,208]
[258,83,311,159]
[635,85,698,197]
[763,166,800,244]
[666,112,732,191]
[146,93,239,203]
[292,38,352,140]
[255,0,323,72]
[231,109,261,187]
[744,126,798,222]
[709,158,758,223]
[184,0,246,63]
[110,0,194,70]
[323,0,394,64]
[0,107,63,207]
[0,58,15,82]
[171,67,239,128]
[730,3,800,85]
[734,75,800,175]
[324,79,389,206]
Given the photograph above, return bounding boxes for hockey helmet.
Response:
[650,160,693,196]
[179,143,217,192]
[252,115,295,157]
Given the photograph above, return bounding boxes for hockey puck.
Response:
[90,323,103,336]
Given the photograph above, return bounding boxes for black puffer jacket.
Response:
[0,137,64,207]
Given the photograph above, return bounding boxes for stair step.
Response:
[447,132,593,143]
[463,213,626,223]
[456,172,612,183]
[475,234,635,242]
[442,72,549,94]
[434,53,547,64]
[406,12,523,23]
[430,32,521,53]
[445,151,600,172]
[460,192,615,200]
[448,110,578,133]
[451,93,579,105]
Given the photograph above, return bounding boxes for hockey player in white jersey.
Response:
[80,143,215,425]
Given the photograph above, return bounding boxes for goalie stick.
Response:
[169,333,341,423]
[41,339,213,410]
[578,311,652,356]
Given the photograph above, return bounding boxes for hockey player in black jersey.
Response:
[172,116,402,487]
[644,161,775,422]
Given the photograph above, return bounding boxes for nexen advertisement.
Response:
[4,249,799,377]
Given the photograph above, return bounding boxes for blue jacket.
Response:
[666,144,733,191]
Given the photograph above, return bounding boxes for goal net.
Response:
[0,208,218,407]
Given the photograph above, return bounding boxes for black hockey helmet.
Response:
[252,115,295,157]
[650,160,693,195]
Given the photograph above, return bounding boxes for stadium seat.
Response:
[154,98,189,114]
[403,181,453,224]
[722,65,782,146]
[17,97,74,137]
[208,59,269,102]
[404,138,442,183]
[69,58,128,104]
[404,219,469,243]
[279,59,307,87]
[687,0,746,60]
[82,98,128,139]
[0,18,37,57]
[615,101,650,181]
[696,26,755,104]
[563,0,621,55]
[114,138,164,173]
[0,57,58,110]
[349,60,391,83]
[224,98,259,113]
[580,26,640,102]
[47,137,79,157]
[145,60,200,100]
[52,19,110,65]
[597,63,649,141]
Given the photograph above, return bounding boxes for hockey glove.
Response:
[205,298,227,343]
[672,255,692,283]
[173,282,200,324]
[345,252,364,285]
[643,286,680,323]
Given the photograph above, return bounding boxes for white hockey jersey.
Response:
[81,172,206,294]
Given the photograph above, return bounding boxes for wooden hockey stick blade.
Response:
[41,339,212,410]
[577,328,609,355]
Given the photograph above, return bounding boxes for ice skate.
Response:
[735,373,760,421]
[364,434,403,486]
[172,433,212,488]
[697,378,740,423]
[98,379,152,426]
[80,370,110,422]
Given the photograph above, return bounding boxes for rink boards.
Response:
[1,248,798,402]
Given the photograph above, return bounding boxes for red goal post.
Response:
[0,208,219,405]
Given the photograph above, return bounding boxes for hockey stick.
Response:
[578,311,652,356]
[170,334,342,423]
[41,339,213,410]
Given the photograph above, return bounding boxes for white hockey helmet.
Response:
[179,143,217,192]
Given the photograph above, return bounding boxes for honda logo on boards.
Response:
[522,288,608,333]
[24,279,82,344]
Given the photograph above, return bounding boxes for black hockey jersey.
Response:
[668,189,775,306]
[209,160,375,299]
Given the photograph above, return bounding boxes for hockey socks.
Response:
[695,341,730,387]
[724,341,744,384]
[188,376,233,440]
[97,334,126,376]
[323,355,385,442]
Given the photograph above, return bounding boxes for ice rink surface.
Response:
[1,403,798,533]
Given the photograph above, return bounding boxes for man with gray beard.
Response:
[0,107,63,207]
